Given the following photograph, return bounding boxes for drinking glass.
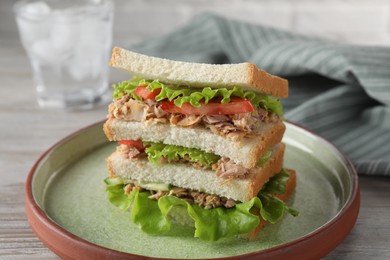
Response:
[14,0,114,110]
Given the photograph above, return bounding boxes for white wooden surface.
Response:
[1,0,390,259]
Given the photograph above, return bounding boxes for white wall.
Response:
[113,0,390,47]
[1,0,388,47]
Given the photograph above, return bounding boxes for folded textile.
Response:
[132,13,390,176]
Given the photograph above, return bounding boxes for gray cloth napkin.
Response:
[133,13,390,176]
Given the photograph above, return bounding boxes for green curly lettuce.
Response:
[259,169,299,218]
[143,142,274,168]
[261,168,291,194]
[144,142,220,167]
[105,170,299,241]
[112,76,283,116]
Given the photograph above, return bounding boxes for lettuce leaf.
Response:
[144,142,220,167]
[144,142,272,169]
[105,170,299,241]
[261,168,290,194]
[159,195,261,241]
[132,191,172,234]
[256,149,273,167]
[106,184,134,210]
[112,76,283,116]
[106,185,261,241]
[259,169,300,219]
[112,78,140,99]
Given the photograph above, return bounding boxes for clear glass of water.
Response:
[14,0,114,110]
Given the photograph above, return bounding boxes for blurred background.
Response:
[2,0,390,48]
[2,0,389,85]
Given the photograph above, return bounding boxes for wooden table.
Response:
[1,2,390,259]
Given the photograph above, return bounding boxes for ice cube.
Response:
[31,40,66,64]
[16,17,49,46]
[22,1,51,17]
[68,45,93,81]
[68,43,108,81]
[49,13,80,51]
[15,2,51,46]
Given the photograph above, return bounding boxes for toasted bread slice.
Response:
[103,119,285,169]
[110,47,288,98]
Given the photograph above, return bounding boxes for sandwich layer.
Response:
[108,96,282,141]
[107,143,285,203]
[104,118,285,169]
[110,47,288,98]
[126,169,297,240]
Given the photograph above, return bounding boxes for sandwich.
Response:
[103,47,298,241]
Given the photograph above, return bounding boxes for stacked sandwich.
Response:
[103,47,298,241]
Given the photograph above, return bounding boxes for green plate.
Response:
[26,121,359,259]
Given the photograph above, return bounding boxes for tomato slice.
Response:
[118,140,145,150]
[160,97,254,115]
[134,85,161,100]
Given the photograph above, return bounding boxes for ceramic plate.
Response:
[25,121,359,259]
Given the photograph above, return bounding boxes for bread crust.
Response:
[247,63,288,98]
[109,46,121,67]
[109,47,288,98]
[246,122,285,168]
[247,143,285,200]
[245,169,297,240]
[103,120,113,141]
[274,169,297,202]
[106,156,115,178]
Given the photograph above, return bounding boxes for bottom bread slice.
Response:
[107,143,285,203]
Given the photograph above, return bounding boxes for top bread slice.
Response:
[110,47,288,98]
